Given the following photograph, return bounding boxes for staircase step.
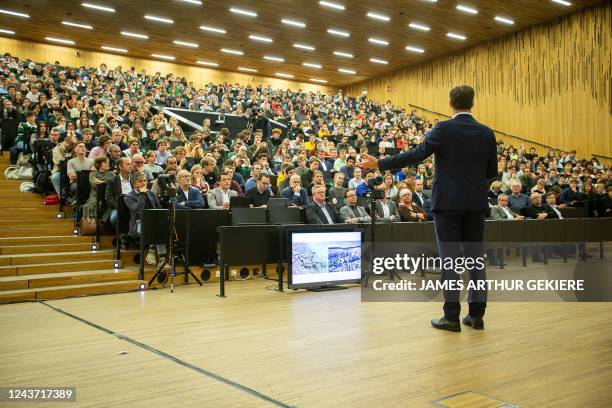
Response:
[1,213,67,220]
[0,226,74,237]
[0,242,94,255]
[0,250,114,266]
[0,219,74,228]
[0,235,93,246]
[0,280,145,304]
[0,259,121,277]
[0,269,139,290]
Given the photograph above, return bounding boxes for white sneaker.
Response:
[146,251,156,265]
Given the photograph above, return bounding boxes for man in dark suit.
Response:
[106,157,133,230]
[306,185,340,224]
[412,179,427,207]
[359,85,497,332]
[175,170,205,209]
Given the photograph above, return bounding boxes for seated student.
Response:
[559,177,582,206]
[374,193,400,223]
[122,137,142,159]
[50,135,76,197]
[397,188,426,222]
[328,172,347,210]
[276,164,296,195]
[207,172,238,209]
[15,111,37,153]
[155,139,172,166]
[245,173,272,208]
[339,188,371,224]
[88,135,111,159]
[281,174,310,207]
[490,193,525,220]
[106,157,133,229]
[213,164,243,195]
[305,185,340,224]
[524,192,549,262]
[66,141,95,198]
[123,172,166,266]
[175,169,205,209]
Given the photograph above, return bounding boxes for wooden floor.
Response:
[1,277,611,408]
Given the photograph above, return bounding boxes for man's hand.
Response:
[138,186,148,193]
[292,185,301,194]
[537,213,548,220]
[357,153,378,169]
[515,215,525,220]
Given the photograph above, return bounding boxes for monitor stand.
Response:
[306,285,348,292]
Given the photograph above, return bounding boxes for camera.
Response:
[367,175,385,200]
[157,174,177,208]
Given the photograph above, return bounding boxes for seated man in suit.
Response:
[339,188,371,224]
[306,185,340,224]
[372,176,400,222]
[106,157,133,230]
[281,174,310,207]
[316,149,334,172]
[207,172,238,209]
[412,179,427,208]
[176,170,205,209]
[123,172,166,266]
[245,173,272,208]
[490,194,524,220]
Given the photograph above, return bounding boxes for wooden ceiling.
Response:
[0,0,604,86]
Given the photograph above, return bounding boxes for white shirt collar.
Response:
[452,111,473,119]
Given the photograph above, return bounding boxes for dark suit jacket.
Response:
[525,204,548,219]
[378,114,497,213]
[281,186,310,206]
[412,191,425,207]
[124,189,161,237]
[176,186,205,209]
[305,202,340,224]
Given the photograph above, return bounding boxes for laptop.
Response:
[230,196,252,208]
[268,198,288,207]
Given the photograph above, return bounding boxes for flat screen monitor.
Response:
[288,229,363,289]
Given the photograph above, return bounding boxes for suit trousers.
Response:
[433,210,487,321]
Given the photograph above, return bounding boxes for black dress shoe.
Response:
[431,317,461,332]
[462,315,484,330]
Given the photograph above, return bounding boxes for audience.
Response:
[339,189,371,224]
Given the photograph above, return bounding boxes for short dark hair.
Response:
[449,85,475,110]
[257,173,270,182]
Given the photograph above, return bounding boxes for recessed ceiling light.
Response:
[494,16,515,25]
[409,22,430,31]
[447,32,467,40]
[406,46,425,53]
[370,58,388,64]
[333,51,353,58]
[0,9,30,18]
[197,60,219,67]
[121,31,149,39]
[144,15,174,24]
[327,28,350,37]
[338,68,356,74]
[249,34,273,43]
[456,4,478,14]
[310,78,328,83]
[366,12,390,22]
[177,0,202,4]
[174,40,198,48]
[294,43,315,51]
[81,3,115,13]
[303,62,322,69]
[0,29,15,35]
[229,7,257,17]
[368,38,389,46]
[221,48,244,55]
[319,1,345,11]
[264,55,284,62]
[46,37,75,45]
[61,21,93,30]
[551,0,572,6]
[151,53,175,60]
[276,73,294,78]
[101,46,127,53]
[238,67,257,72]
[200,25,226,34]
[281,18,306,28]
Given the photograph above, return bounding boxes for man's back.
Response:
[379,114,497,213]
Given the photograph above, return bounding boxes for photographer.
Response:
[124,172,166,266]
